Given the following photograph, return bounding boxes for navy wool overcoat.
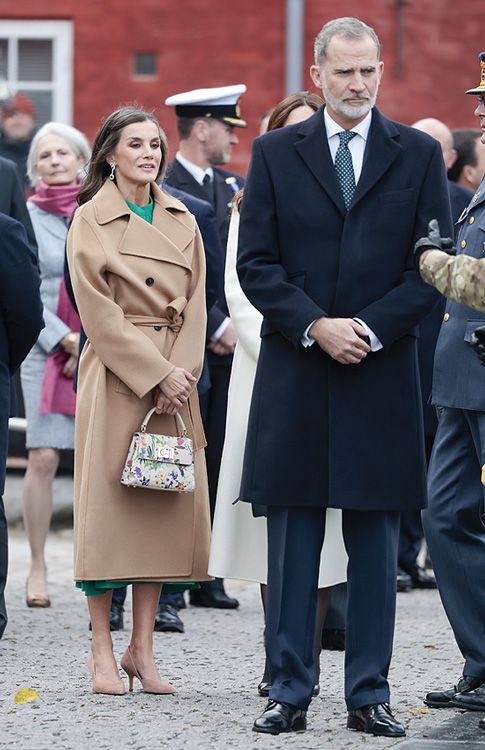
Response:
[236,106,453,512]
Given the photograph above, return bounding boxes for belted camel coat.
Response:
[67,180,211,582]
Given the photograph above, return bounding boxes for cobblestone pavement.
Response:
[1,528,484,750]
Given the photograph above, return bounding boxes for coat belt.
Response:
[125,314,182,333]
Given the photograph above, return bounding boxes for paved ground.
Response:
[1,472,485,749]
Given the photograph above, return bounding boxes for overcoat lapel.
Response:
[294,106,402,214]
[294,107,346,216]
[213,169,234,227]
[165,161,208,203]
[351,109,402,209]
[93,179,193,271]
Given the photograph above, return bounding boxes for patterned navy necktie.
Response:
[335,130,357,210]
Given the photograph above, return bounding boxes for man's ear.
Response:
[193,119,209,143]
[310,64,323,90]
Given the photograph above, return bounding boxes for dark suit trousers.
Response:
[266,506,400,711]
[423,407,485,678]
[0,496,8,638]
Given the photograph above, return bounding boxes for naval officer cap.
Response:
[165,84,247,127]
[466,52,485,95]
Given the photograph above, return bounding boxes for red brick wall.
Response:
[2,0,484,174]
[305,0,485,128]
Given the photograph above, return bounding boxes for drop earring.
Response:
[109,163,116,181]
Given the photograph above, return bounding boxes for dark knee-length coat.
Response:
[236,106,453,512]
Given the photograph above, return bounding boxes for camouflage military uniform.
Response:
[422,175,485,692]
[420,250,485,311]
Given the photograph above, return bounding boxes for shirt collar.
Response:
[324,108,372,142]
[176,152,214,185]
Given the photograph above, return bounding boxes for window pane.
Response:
[0,39,8,79]
[133,53,157,77]
[19,89,52,127]
[18,39,52,81]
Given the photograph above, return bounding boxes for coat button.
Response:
[154,325,162,331]
[443,313,450,321]
[469,216,475,224]
[145,277,154,286]
[460,240,467,249]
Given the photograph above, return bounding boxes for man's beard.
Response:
[322,79,378,121]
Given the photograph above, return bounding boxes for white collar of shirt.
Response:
[324,109,372,184]
[175,152,214,186]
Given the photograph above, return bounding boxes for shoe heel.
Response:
[293,716,307,731]
[347,715,363,731]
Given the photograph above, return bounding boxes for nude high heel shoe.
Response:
[87,652,126,695]
[26,572,50,608]
[120,646,176,694]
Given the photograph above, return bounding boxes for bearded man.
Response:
[237,16,452,737]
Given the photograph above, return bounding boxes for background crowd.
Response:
[0,14,484,740]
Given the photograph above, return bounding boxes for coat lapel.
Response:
[294,107,346,215]
[350,109,402,209]
[93,180,193,271]
[164,161,208,203]
[213,169,234,228]
[294,106,402,214]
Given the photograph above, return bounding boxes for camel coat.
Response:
[67,180,211,582]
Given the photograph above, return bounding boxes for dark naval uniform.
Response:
[424,176,485,684]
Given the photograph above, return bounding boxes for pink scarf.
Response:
[28,179,79,218]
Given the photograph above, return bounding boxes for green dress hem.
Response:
[76,581,200,597]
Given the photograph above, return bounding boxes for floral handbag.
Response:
[120,407,195,492]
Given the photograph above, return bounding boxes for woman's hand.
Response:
[158,367,197,410]
[60,332,80,357]
[62,354,78,379]
[153,389,180,415]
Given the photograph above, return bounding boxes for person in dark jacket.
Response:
[0,212,44,638]
[238,17,452,737]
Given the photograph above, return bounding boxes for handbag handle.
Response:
[140,407,188,437]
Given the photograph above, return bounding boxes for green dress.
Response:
[76,195,198,596]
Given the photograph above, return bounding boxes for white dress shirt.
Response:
[301,109,382,352]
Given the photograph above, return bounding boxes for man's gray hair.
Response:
[314,17,381,67]
[27,121,91,184]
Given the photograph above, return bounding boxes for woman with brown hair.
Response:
[208,92,348,695]
[68,106,210,695]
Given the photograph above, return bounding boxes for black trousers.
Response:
[0,496,8,638]
[266,505,400,711]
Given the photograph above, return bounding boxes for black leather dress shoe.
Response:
[109,601,124,631]
[401,561,437,589]
[479,717,485,729]
[347,703,405,737]
[154,603,184,633]
[322,628,345,651]
[89,600,124,632]
[452,683,485,710]
[424,675,484,708]
[257,681,319,698]
[253,701,307,734]
[189,590,239,609]
[397,568,412,592]
[257,681,271,697]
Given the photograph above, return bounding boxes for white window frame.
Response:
[0,19,73,124]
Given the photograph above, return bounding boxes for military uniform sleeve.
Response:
[420,249,485,311]
[67,213,176,399]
